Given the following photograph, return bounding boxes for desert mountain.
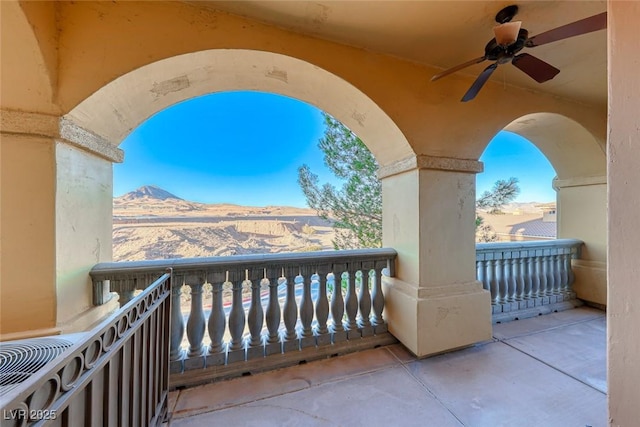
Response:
[114,185,206,214]
[113,185,335,261]
[119,185,183,201]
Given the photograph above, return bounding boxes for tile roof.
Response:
[479,213,557,240]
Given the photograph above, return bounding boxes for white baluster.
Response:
[495,259,506,304]
[477,261,487,291]
[357,270,373,337]
[370,269,387,334]
[227,276,246,363]
[544,255,555,296]
[169,280,185,374]
[299,272,315,348]
[516,258,526,302]
[531,255,541,298]
[206,281,225,367]
[246,270,265,360]
[565,253,576,292]
[504,258,515,302]
[314,273,331,346]
[265,275,282,356]
[282,272,299,352]
[330,273,346,343]
[486,260,498,303]
[185,282,206,369]
[554,255,563,295]
[343,271,360,340]
[559,253,569,293]
[537,255,547,297]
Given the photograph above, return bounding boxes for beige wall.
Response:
[0,134,57,336]
[556,180,607,306]
[44,1,605,164]
[607,1,640,425]
[0,1,58,115]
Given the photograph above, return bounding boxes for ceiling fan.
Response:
[431,5,607,102]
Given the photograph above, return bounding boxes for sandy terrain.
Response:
[113,186,336,261]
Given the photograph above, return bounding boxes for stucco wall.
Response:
[50,1,606,164]
[557,182,607,305]
[607,1,640,425]
[55,142,114,331]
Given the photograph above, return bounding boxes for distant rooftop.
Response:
[480,211,557,240]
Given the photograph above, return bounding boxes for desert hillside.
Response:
[113,186,336,261]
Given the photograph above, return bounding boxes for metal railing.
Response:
[476,239,583,320]
[1,273,171,427]
[91,248,397,387]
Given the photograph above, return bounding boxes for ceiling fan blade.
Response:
[461,62,498,102]
[512,53,560,83]
[431,56,487,82]
[526,12,607,47]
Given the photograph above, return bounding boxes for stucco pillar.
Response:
[554,176,607,306]
[607,1,640,425]
[1,111,58,338]
[0,111,120,339]
[54,117,122,333]
[379,155,491,357]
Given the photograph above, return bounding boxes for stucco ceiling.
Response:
[195,1,607,107]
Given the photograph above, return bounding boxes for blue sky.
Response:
[478,131,556,203]
[114,91,557,206]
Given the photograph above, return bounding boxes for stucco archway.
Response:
[482,113,607,306]
[54,48,418,334]
[66,49,413,167]
[503,112,605,180]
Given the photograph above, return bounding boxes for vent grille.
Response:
[0,338,74,393]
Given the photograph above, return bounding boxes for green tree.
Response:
[476,177,520,213]
[475,177,520,242]
[297,113,381,249]
[298,113,520,247]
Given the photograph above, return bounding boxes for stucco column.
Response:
[554,176,607,306]
[607,1,640,425]
[1,111,58,338]
[54,117,122,332]
[0,110,120,339]
[379,155,491,357]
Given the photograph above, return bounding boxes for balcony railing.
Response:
[1,273,171,426]
[90,248,398,388]
[476,239,583,322]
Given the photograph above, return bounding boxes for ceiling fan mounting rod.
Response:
[495,5,519,24]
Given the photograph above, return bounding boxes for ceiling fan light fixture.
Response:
[493,21,522,46]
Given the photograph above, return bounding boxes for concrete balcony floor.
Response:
[166,307,606,427]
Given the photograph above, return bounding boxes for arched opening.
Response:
[503,113,605,180]
[65,49,412,165]
[112,90,344,261]
[476,130,558,242]
[478,113,607,307]
[55,49,414,332]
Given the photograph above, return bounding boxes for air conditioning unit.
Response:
[0,333,86,394]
